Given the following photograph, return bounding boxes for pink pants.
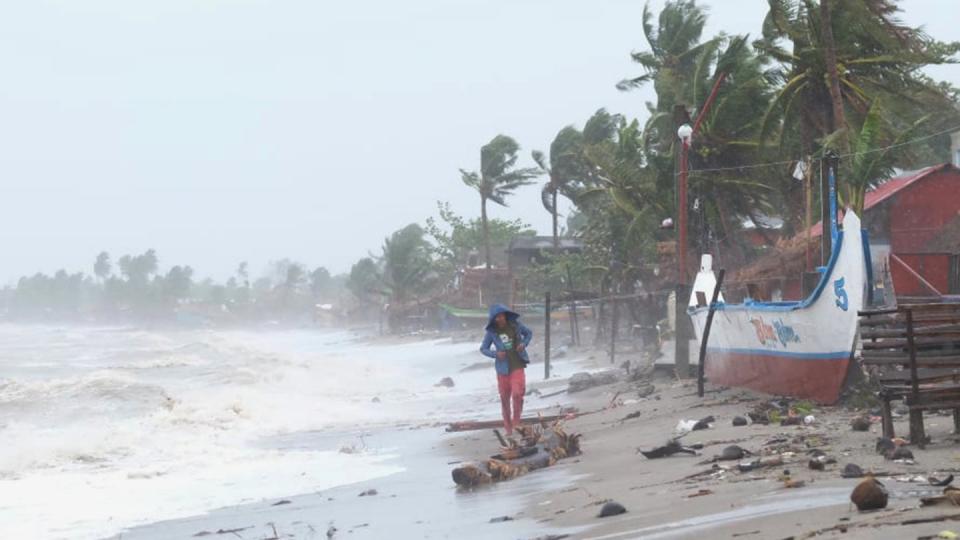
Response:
[497,368,525,435]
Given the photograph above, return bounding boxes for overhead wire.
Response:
[675,123,960,177]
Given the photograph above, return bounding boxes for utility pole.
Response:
[674,72,727,379]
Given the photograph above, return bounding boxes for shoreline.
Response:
[105,335,597,540]
[496,367,960,539]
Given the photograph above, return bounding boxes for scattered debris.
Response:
[598,501,627,518]
[719,445,747,461]
[889,446,915,460]
[489,515,514,523]
[931,475,956,487]
[639,439,700,459]
[451,424,582,487]
[568,371,618,393]
[675,415,714,435]
[687,489,714,498]
[435,377,455,388]
[840,463,863,478]
[271,499,291,506]
[732,416,748,427]
[358,489,378,497]
[850,476,888,511]
[921,487,960,507]
[737,455,784,473]
[371,396,381,403]
[876,437,896,455]
[620,410,643,422]
[850,415,871,431]
[637,383,656,398]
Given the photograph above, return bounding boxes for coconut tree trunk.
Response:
[552,188,559,252]
[481,195,492,270]
[820,0,847,144]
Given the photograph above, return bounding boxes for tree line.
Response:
[3,1,958,330]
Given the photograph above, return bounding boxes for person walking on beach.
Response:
[479,304,533,436]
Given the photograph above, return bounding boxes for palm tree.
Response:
[822,99,929,214]
[461,135,541,269]
[756,0,958,153]
[532,127,584,251]
[93,252,111,283]
[380,224,434,331]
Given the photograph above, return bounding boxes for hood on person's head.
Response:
[486,303,519,331]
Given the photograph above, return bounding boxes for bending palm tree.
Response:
[533,126,584,251]
[461,135,541,269]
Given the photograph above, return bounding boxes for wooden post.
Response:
[697,269,725,398]
[566,265,580,346]
[905,308,927,447]
[544,292,551,380]
[819,157,833,266]
[609,296,619,365]
[675,284,690,377]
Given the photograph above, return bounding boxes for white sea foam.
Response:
[0,325,494,539]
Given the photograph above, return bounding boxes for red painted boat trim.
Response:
[704,350,850,404]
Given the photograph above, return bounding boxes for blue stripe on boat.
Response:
[707,347,849,360]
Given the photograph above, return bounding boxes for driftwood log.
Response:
[451,424,582,487]
[445,410,576,433]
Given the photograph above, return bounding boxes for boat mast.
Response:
[820,151,840,264]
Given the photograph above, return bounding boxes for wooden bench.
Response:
[859,302,960,447]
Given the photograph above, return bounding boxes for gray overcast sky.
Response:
[1,0,957,284]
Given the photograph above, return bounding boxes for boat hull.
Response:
[704,349,850,404]
[689,211,867,404]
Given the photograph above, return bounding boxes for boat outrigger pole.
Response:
[820,151,840,265]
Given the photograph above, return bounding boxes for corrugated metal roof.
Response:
[806,164,952,238]
[508,236,583,251]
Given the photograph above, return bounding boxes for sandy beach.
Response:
[494,363,960,540]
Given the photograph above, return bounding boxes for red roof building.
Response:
[733,163,960,304]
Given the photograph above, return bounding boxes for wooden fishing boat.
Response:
[688,194,870,403]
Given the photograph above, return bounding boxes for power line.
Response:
[677,123,960,177]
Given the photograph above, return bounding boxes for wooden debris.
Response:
[446,412,576,432]
[639,439,699,459]
[451,424,582,487]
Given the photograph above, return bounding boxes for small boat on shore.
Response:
[688,176,870,403]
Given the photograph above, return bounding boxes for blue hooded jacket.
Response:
[480,303,533,376]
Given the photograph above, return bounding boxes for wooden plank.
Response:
[879,368,960,384]
[862,348,960,359]
[861,324,960,339]
[862,357,960,368]
[859,314,960,327]
[862,336,960,350]
[905,309,927,447]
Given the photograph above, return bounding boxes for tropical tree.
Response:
[822,99,929,213]
[94,252,111,283]
[616,0,777,266]
[310,266,332,300]
[347,257,382,304]
[756,0,960,153]
[460,134,541,269]
[380,223,433,306]
[532,126,584,250]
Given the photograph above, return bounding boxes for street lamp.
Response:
[677,123,693,145]
[677,123,692,288]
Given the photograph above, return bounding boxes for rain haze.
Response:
[5,2,960,539]
[1,0,956,282]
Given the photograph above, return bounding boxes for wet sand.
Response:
[508,368,960,540]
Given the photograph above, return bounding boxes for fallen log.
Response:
[445,410,577,432]
[451,424,582,487]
